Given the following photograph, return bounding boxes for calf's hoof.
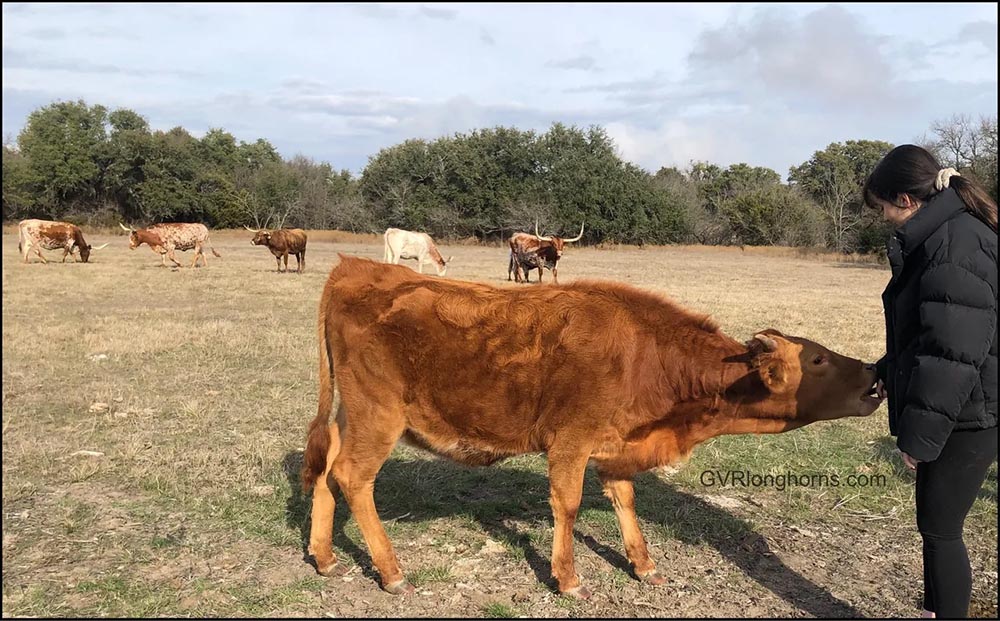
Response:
[638,570,667,586]
[313,558,341,576]
[383,579,415,595]
[562,585,592,600]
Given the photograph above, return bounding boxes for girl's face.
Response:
[873,194,921,229]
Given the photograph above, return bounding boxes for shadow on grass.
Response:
[282,451,862,617]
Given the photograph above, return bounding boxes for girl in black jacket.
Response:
[864,144,997,619]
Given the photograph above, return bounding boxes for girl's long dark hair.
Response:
[863,144,997,232]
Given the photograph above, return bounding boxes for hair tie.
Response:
[935,167,961,191]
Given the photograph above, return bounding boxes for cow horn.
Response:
[748,333,780,355]
[563,222,585,243]
[534,220,553,242]
[92,243,110,251]
[119,222,133,232]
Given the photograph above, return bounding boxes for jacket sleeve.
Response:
[874,355,888,383]
[897,261,997,462]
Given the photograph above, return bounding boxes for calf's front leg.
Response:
[547,447,591,598]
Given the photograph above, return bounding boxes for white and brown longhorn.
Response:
[18,219,108,264]
[120,222,221,268]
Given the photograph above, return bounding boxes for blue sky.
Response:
[3,2,997,179]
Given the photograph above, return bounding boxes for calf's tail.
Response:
[301,289,340,492]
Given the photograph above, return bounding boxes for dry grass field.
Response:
[2,229,996,618]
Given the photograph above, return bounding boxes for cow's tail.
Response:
[204,232,222,258]
[301,289,340,492]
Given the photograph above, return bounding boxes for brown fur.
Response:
[302,256,882,596]
[250,228,308,273]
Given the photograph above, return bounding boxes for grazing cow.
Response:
[119,222,221,267]
[302,257,883,597]
[245,226,308,273]
[18,219,108,264]
[507,222,584,284]
[383,228,453,276]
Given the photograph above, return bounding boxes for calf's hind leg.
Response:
[331,406,412,594]
[597,471,664,585]
[308,408,343,576]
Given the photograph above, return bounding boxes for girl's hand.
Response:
[900,451,921,471]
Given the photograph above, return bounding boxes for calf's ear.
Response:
[746,332,793,394]
[757,359,793,394]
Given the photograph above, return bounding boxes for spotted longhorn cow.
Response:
[18,219,108,264]
[119,222,221,267]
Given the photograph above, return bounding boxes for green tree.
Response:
[2,141,36,219]
[788,140,893,252]
[654,166,725,245]
[695,163,791,245]
[17,100,109,212]
[135,127,202,222]
[100,108,153,221]
[197,128,241,172]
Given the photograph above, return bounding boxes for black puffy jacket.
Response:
[876,188,998,462]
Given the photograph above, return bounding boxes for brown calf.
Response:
[302,257,882,598]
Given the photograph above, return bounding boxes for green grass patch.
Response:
[481,601,521,618]
[407,565,455,587]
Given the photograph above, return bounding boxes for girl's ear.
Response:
[898,194,920,210]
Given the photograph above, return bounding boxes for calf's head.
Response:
[746,329,882,422]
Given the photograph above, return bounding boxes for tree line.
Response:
[3,99,996,253]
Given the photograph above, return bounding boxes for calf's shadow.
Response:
[282,451,861,617]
